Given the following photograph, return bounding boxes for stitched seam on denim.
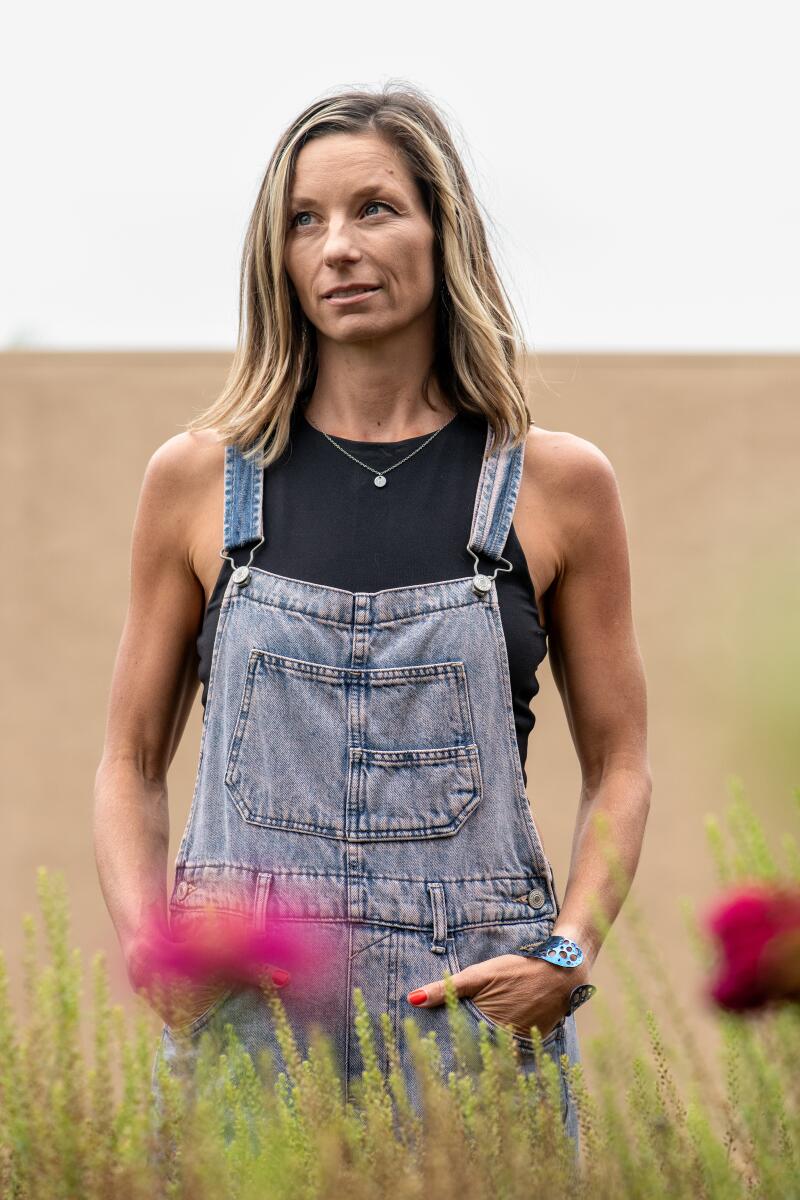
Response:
[366,600,485,627]
[348,747,481,838]
[262,567,486,595]
[429,882,447,947]
[231,444,246,548]
[223,807,342,836]
[351,593,371,667]
[351,745,478,763]
[222,443,235,553]
[348,928,394,960]
[227,817,478,838]
[235,590,484,626]
[165,914,553,935]
[174,865,551,884]
[243,650,472,682]
[467,421,495,545]
[345,920,353,1106]
[233,595,355,628]
[224,653,260,804]
[484,440,524,561]
[174,569,237,868]
[484,442,525,561]
[468,425,498,556]
[199,577,236,719]
[387,930,398,1078]
[174,862,273,875]
[253,452,264,543]
[169,902,248,917]
[473,453,501,557]
[451,658,476,747]
[493,461,523,560]
[254,872,272,925]
[245,564,489,600]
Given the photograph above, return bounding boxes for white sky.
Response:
[2,0,798,351]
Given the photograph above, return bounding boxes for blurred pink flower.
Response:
[704,881,800,1011]
[135,901,318,993]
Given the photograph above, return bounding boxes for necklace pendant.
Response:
[374,475,387,488]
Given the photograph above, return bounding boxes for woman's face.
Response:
[283,131,438,346]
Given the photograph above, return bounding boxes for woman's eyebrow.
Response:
[289,182,402,208]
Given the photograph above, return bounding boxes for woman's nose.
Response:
[322,222,362,266]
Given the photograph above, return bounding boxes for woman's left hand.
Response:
[406,953,590,1041]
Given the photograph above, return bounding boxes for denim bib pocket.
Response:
[348,743,482,840]
[224,649,482,838]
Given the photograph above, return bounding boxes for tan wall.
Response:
[2,351,798,1081]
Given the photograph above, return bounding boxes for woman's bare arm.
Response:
[547,436,653,966]
[93,433,208,966]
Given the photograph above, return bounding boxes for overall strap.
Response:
[466,422,527,582]
[222,441,264,557]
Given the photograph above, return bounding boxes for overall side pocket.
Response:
[446,923,567,1054]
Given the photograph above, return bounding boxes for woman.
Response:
[93,84,652,1145]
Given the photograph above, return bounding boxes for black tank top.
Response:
[195,403,548,784]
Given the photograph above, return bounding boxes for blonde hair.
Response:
[185,81,532,467]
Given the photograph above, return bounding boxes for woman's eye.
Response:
[289,201,394,229]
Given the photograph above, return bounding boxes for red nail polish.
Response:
[271,968,290,987]
[407,988,427,1005]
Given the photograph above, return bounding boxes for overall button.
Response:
[526,887,546,910]
[472,574,493,595]
[175,880,190,901]
[231,565,251,586]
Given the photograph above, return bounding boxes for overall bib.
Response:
[151,419,582,1147]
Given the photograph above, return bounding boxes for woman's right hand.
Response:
[124,905,290,1030]
[125,930,223,1029]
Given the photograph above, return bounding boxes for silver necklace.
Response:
[307,410,457,487]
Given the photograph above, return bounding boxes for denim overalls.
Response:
[151,418,582,1147]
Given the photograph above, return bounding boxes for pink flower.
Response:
[131,900,319,997]
[704,881,800,1011]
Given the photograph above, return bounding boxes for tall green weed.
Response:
[0,782,798,1198]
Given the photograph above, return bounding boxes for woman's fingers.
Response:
[127,909,292,1017]
[405,955,568,1042]
[407,965,484,1007]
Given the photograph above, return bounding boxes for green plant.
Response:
[0,782,798,1198]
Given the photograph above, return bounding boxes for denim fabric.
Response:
[150,421,582,1151]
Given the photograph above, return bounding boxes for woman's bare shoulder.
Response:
[515,424,625,599]
[142,428,226,509]
[522,423,620,518]
[134,430,228,581]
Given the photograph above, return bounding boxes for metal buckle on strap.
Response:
[219,535,265,587]
[466,545,513,596]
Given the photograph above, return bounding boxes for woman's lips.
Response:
[324,287,381,306]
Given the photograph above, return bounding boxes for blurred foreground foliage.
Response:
[1,782,798,1199]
